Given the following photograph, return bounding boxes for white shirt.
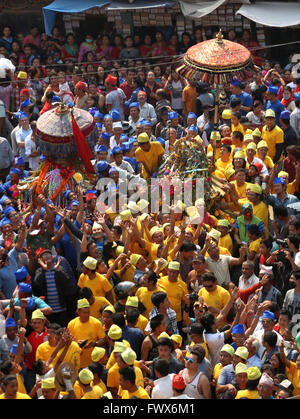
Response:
[246,156,269,176]
[238,273,259,291]
[170,394,193,399]
[139,102,157,125]
[205,255,233,286]
[151,374,175,399]
[253,328,282,358]
[25,134,39,170]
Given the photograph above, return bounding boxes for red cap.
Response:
[20,89,30,96]
[253,162,263,173]
[75,81,87,91]
[86,193,97,202]
[221,137,232,145]
[35,247,49,259]
[19,58,27,64]
[105,74,117,86]
[172,374,186,390]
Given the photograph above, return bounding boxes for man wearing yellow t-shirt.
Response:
[261,109,284,162]
[215,144,233,176]
[67,298,106,368]
[78,286,110,320]
[135,132,164,179]
[119,365,150,399]
[158,261,187,324]
[78,256,113,302]
[257,140,274,172]
[245,183,269,238]
[136,270,162,319]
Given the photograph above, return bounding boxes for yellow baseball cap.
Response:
[222,109,232,119]
[137,199,149,211]
[83,256,97,270]
[149,226,162,237]
[17,71,27,80]
[77,298,90,309]
[158,332,170,340]
[220,344,235,356]
[247,366,262,381]
[234,151,246,159]
[217,219,229,228]
[224,167,235,180]
[249,183,262,195]
[108,324,122,340]
[210,131,221,140]
[115,245,125,256]
[103,305,116,314]
[168,261,180,271]
[252,128,261,138]
[79,368,94,385]
[170,334,182,346]
[41,377,56,389]
[257,140,268,149]
[246,142,257,151]
[235,362,248,375]
[154,258,168,272]
[137,132,150,143]
[91,347,106,362]
[31,309,45,320]
[130,254,142,267]
[113,341,127,353]
[244,134,254,142]
[265,109,275,118]
[121,348,137,365]
[126,296,139,308]
[208,228,221,242]
[278,171,289,179]
[120,209,131,221]
[235,346,249,361]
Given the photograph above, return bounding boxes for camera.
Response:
[276,239,289,248]
[187,292,198,304]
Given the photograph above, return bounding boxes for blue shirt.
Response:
[217,364,235,399]
[266,193,300,221]
[45,268,65,313]
[121,325,145,360]
[230,92,253,116]
[0,247,19,298]
[266,99,285,126]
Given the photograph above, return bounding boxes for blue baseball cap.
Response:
[260,310,275,321]
[15,157,25,165]
[88,107,98,116]
[52,96,61,103]
[111,109,121,121]
[95,144,108,153]
[96,122,102,129]
[129,102,139,109]
[100,132,111,141]
[120,134,129,141]
[121,142,133,151]
[273,177,285,185]
[0,195,9,205]
[280,110,291,120]
[232,323,245,335]
[17,111,29,120]
[156,137,165,146]
[188,124,198,132]
[111,146,123,155]
[267,86,279,95]
[231,78,241,86]
[70,200,79,207]
[168,111,178,120]
[20,99,33,109]
[142,120,152,127]
[97,160,109,172]
[18,282,32,294]
[103,114,112,120]
[15,266,28,282]
[4,206,16,217]
[187,112,197,119]
[63,190,72,199]
[0,218,11,228]
[5,318,17,328]
[94,111,103,119]
[25,296,36,311]
[9,167,21,175]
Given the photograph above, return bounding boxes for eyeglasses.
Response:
[185,357,194,363]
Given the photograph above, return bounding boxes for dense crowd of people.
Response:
[0,23,299,400]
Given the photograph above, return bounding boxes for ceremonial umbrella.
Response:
[176,29,255,158]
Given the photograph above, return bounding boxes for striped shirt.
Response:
[45,268,65,313]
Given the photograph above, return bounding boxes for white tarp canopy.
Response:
[179,0,226,19]
[236,2,300,28]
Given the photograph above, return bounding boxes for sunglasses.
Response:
[185,357,194,363]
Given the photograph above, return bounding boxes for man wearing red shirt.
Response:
[145,71,162,108]
[24,309,48,393]
[120,70,136,101]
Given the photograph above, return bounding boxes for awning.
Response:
[43,0,110,34]
[179,0,226,19]
[106,0,177,10]
[236,2,300,28]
